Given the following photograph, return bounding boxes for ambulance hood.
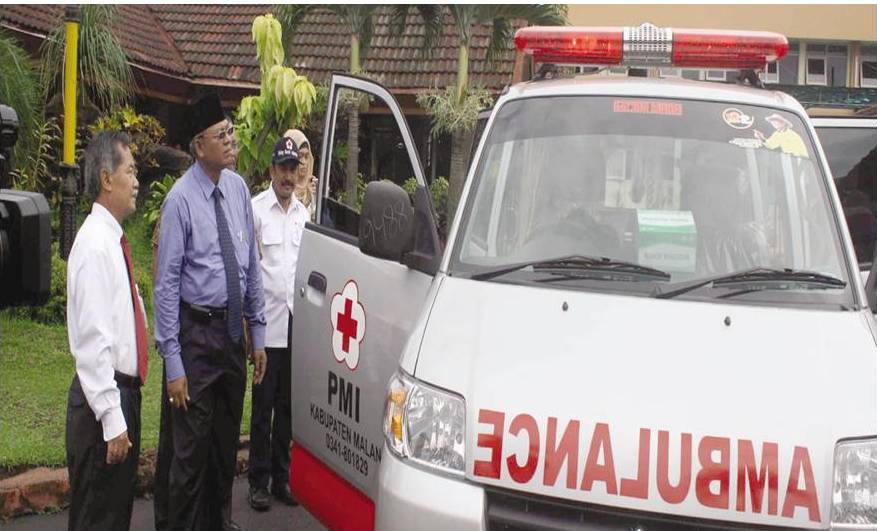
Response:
[413,276,877,529]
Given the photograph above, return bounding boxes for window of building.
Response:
[826,44,848,87]
[705,70,726,82]
[862,46,877,88]
[659,68,680,78]
[806,44,827,85]
[681,69,701,81]
[762,61,779,84]
[778,41,799,85]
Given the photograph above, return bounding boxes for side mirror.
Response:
[358,180,415,262]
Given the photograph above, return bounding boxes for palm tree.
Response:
[40,5,135,114]
[395,5,567,219]
[0,29,39,171]
[276,5,378,207]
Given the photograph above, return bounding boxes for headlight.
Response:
[383,371,466,476]
[832,438,877,528]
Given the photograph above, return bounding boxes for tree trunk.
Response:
[448,126,473,223]
[345,34,361,208]
[345,105,360,207]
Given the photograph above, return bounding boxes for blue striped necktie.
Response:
[213,187,243,342]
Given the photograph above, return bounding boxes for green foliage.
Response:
[417,86,494,136]
[89,106,166,168]
[403,176,450,237]
[0,29,40,168]
[9,117,63,197]
[40,5,135,112]
[235,14,317,183]
[143,174,175,228]
[332,173,367,211]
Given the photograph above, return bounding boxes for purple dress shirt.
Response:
[154,161,267,381]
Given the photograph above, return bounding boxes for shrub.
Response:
[9,117,63,201]
[143,174,175,229]
[403,176,449,238]
[89,106,165,169]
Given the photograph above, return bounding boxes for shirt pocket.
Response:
[260,224,283,266]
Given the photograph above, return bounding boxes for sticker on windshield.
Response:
[613,100,683,116]
[729,137,763,150]
[753,113,809,158]
[722,107,754,129]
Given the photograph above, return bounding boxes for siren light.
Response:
[514,23,789,70]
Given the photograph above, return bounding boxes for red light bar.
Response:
[671,29,789,69]
[514,26,623,65]
[515,24,789,71]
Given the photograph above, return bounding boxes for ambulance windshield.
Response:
[451,96,854,308]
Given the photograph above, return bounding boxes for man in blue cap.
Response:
[154,92,267,531]
[247,136,308,510]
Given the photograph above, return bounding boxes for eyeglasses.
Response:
[198,124,235,143]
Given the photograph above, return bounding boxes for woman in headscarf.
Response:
[284,129,317,221]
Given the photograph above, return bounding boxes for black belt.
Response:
[114,371,142,389]
[182,301,228,321]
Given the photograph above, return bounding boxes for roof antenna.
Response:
[736,69,764,89]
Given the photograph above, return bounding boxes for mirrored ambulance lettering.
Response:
[472,409,820,523]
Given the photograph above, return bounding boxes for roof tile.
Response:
[2,5,521,91]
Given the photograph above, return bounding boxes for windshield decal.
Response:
[472,409,821,524]
[613,99,683,116]
[729,137,764,150]
[754,114,810,158]
[722,107,755,129]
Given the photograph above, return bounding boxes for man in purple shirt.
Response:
[154,93,266,531]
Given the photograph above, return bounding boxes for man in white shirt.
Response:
[66,131,148,531]
[247,136,308,510]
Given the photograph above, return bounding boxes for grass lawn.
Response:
[0,211,253,468]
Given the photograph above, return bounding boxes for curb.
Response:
[0,436,250,520]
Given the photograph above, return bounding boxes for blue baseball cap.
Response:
[272,136,300,165]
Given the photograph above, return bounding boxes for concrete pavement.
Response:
[0,477,325,530]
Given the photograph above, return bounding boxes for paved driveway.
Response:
[1,477,325,530]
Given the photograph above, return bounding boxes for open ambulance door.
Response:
[289,73,442,530]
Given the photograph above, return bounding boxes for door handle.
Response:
[308,272,327,294]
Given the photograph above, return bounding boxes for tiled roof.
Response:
[1,4,520,92]
[149,4,266,85]
[0,4,188,76]
[283,7,521,90]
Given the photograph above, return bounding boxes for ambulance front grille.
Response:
[484,488,801,531]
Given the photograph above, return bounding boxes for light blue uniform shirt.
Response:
[154,161,266,381]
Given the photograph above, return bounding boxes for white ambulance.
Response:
[289,24,877,530]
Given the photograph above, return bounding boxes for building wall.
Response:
[567,5,877,41]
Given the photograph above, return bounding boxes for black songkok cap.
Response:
[188,92,226,142]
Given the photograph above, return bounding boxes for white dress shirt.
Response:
[67,203,144,441]
[252,185,308,348]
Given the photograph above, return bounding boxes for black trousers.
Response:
[154,306,246,531]
[66,373,141,531]
[249,312,292,490]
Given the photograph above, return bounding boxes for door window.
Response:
[320,86,417,240]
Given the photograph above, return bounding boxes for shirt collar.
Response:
[91,202,123,240]
[266,183,303,215]
[193,160,228,200]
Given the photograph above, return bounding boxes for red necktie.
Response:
[120,234,149,384]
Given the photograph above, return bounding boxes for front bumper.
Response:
[376,449,485,531]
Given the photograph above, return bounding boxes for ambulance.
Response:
[289,24,877,530]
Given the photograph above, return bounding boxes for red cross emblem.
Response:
[330,280,366,370]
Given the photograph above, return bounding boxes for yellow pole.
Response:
[59,5,80,260]
[62,6,80,164]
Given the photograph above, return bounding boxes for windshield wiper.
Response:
[653,267,846,300]
[469,255,671,282]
